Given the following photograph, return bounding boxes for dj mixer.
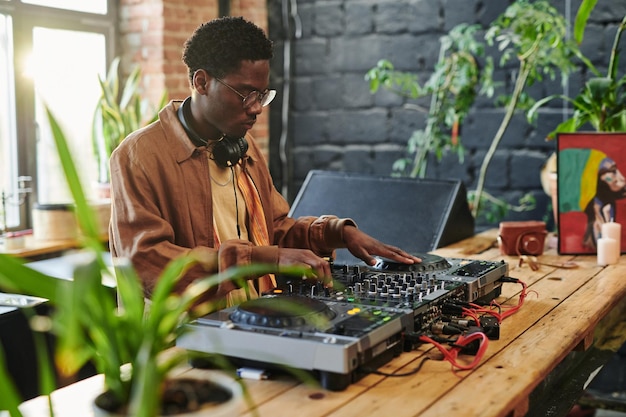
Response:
[177,254,509,390]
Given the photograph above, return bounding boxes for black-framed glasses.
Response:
[215,77,276,110]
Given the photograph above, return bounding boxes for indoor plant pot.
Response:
[93,371,243,417]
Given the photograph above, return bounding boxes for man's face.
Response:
[194,60,271,140]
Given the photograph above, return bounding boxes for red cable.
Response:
[466,279,531,323]
[418,332,489,371]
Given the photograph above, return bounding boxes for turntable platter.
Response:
[371,253,452,273]
[229,295,337,329]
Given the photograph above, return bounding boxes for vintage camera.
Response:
[498,220,547,256]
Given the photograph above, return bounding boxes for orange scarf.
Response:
[236,168,276,292]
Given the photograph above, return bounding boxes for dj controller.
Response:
[177,254,509,391]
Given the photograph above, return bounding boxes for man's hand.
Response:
[342,225,421,266]
[278,248,333,286]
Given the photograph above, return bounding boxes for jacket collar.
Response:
[161,100,258,166]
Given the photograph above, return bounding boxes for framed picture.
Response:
[557,132,626,254]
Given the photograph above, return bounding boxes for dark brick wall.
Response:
[267,0,626,229]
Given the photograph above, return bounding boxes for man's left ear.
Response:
[193,69,210,94]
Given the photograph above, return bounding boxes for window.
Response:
[0,13,18,230]
[22,0,107,14]
[0,0,115,231]
[33,27,106,204]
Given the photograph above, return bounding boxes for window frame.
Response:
[0,0,117,231]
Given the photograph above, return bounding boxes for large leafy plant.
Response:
[0,108,308,416]
[527,3,626,136]
[471,0,579,220]
[366,0,580,223]
[366,23,495,179]
[93,57,167,183]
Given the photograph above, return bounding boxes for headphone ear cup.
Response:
[213,136,249,167]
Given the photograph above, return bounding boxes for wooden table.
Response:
[0,234,80,259]
[10,229,626,417]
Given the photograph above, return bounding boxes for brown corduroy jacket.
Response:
[109,100,354,300]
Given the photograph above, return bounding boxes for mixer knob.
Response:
[380,285,389,297]
[392,287,401,298]
[368,283,377,295]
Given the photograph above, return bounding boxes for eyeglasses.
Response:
[215,77,276,110]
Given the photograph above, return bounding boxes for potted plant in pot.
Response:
[0,108,310,416]
[92,57,167,198]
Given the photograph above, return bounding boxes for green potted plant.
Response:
[366,23,495,179]
[92,57,167,194]
[527,7,626,136]
[0,108,309,416]
[365,0,580,224]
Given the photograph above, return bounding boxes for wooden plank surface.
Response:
[12,230,626,417]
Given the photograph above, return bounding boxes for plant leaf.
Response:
[574,0,598,44]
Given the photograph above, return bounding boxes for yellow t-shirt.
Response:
[207,157,259,305]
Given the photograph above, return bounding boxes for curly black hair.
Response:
[182,16,274,85]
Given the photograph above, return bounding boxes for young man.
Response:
[109,16,420,307]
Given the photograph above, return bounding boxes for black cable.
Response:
[364,356,431,377]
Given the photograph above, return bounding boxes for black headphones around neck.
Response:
[177,98,248,168]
